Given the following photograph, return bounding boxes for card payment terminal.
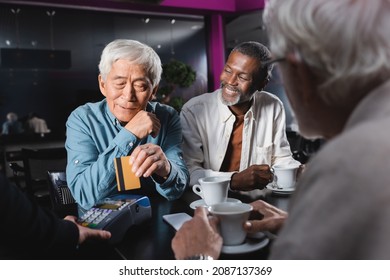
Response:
[78,195,151,244]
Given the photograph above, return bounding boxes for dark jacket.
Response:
[0,174,79,259]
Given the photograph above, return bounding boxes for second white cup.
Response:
[192,176,230,206]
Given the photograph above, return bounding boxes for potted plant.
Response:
[157,60,196,111]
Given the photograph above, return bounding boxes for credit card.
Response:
[114,156,141,191]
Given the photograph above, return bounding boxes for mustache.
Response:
[220,82,242,94]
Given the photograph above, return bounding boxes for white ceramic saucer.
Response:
[189,198,241,210]
[266,184,295,195]
[221,236,269,254]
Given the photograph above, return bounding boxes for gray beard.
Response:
[219,92,240,106]
[218,88,256,107]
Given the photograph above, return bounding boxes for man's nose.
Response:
[122,84,136,101]
[226,74,238,85]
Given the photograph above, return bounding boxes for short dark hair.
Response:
[231,41,273,81]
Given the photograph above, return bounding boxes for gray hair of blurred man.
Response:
[263,0,390,107]
[6,112,18,122]
[231,41,274,83]
[98,39,162,89]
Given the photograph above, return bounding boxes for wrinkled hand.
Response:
[125,110,161,139]
[130,143,170,178]
[64,216,111,244]
[172,207,222,260]
[243,200,287,234]
[230,164,273,191]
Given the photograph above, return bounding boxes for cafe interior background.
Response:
[0,0,321,181]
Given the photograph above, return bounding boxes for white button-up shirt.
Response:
[181,89,299,199]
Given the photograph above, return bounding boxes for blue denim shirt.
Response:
[65,99,189,210]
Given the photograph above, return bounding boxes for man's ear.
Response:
[150,85,159,101]
[98,75,107,97]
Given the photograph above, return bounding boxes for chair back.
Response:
[47,170,78,217]
[21,147,67,201]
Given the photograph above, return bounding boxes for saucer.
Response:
[189,198,241,210]
[247,231,266,240]
[266,184,295,195]
[221,237,269,254]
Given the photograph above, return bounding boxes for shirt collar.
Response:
[103,100,118,126]
[246,94,256,119]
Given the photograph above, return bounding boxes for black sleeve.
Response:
[0,174,79,259]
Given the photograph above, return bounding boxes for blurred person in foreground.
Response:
[172,0,390,259]
[0,174,110,259]
[180,41,300,201]
[66,39,189,210]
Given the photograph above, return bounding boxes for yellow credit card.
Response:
[114,156,141,191]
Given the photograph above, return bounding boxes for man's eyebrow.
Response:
[224,64,250,75]
[133,77,151,84]
[111,76,149,82]
[112,75,126,80]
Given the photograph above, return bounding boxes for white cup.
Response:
[192,176,230,206]
[272,164,300,189]
[209,202,253,246]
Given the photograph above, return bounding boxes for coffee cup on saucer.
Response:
[272,164,300,189]
[192,176,230,206]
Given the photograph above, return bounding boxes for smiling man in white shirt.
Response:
[180,41,299,201]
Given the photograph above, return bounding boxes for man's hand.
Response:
[243,200,287,234]
[172,207,222,260]
[125,110,161,139]
[64,216,111,244]
[230,164,274,191]
[130,143,170,178]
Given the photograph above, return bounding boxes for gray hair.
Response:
[231,41,273,82]
[264,0,390,106]
[6,112,18,122]
[98,39,162,88]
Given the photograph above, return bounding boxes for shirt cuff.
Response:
[228,171,238,192]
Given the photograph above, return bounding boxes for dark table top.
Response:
[77,190,290,260]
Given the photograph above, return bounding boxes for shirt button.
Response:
[129,142,134,147]
[74,160,79,164]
